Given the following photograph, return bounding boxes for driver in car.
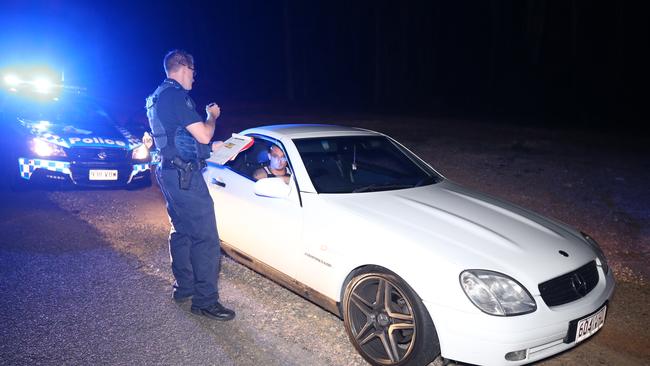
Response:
[253,144,291,184]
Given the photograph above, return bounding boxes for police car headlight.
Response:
[131,144,149,160]
[30,138,66,157]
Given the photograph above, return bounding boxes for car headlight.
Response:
[131,144,149,160]
[460,270,536,316]
[581,232,609,274]
[30,138,66,157]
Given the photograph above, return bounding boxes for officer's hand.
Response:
[206,103,221,120]
[211,141,224,152]
[211,140,239,161]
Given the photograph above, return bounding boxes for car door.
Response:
[203,136,304,277]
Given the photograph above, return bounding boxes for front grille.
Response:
[539,261,599,307]
[69,147,129,162]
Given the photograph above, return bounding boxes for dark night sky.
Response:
[1,0,648,128]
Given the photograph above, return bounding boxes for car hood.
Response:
[322,180,595,286]
[19,118,140,149]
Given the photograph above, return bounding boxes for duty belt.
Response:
[161,157,206,171]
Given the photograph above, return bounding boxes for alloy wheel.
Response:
[346,274,416,365]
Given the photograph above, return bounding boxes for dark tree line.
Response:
[278,0,648,125]
[3,0,646,126]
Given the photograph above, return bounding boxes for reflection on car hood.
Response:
[323,180,595,285]
[19,118,141,149]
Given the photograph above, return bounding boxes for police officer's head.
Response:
[164,49,195,91]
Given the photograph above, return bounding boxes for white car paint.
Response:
[203,124,615,366]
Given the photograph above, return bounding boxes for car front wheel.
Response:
[343,269,440,366]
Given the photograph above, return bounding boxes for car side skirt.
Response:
[220,240,342,318]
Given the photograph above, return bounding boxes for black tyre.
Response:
[343,268,440,366]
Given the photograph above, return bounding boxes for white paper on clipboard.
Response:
[208,133,254,165]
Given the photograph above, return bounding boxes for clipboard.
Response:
[208,133,254,165]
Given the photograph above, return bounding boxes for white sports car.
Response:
[203,124,615,366]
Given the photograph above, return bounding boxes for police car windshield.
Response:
[6,95,114,130]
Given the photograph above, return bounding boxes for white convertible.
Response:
[203,124,615,366]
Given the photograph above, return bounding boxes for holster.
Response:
[170,157,206,190]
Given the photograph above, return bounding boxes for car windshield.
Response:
[2,94,115,132]
[294,135,442,193]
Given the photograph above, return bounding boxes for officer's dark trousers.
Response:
[156,166,220,309]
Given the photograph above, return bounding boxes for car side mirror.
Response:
[254,177,291,198]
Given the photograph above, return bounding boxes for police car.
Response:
[1,70,152,188]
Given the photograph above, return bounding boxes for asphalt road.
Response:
[0,181,369,365]
[1,115,648,366]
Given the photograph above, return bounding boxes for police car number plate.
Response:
[574,305,607,343]
[89,170,118,180]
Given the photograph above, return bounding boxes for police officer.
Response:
[146,49,235,321]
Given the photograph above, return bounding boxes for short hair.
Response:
[163,49,194,75]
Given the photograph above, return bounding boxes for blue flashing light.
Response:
[4,74,21,86]
[33,77,54,94]
[1,65,87,104]
[1,66,69,99]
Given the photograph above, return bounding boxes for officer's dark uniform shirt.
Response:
[155,79,208,161]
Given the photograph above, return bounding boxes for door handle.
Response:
[211,178,226,187]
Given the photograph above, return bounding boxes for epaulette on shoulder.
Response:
[163,79,181,89]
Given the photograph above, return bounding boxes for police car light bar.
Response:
[3,72,86,96]
[4,74,21,87]
[33,77,54,94]
[3,73,58,94]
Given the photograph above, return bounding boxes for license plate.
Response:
[575,305,607,343]
[89,170,118,180]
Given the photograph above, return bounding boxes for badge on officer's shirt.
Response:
[185,96,194,109]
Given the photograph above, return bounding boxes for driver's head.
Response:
[268,145,287,170]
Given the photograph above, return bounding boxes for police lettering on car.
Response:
[68,137,127,146]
